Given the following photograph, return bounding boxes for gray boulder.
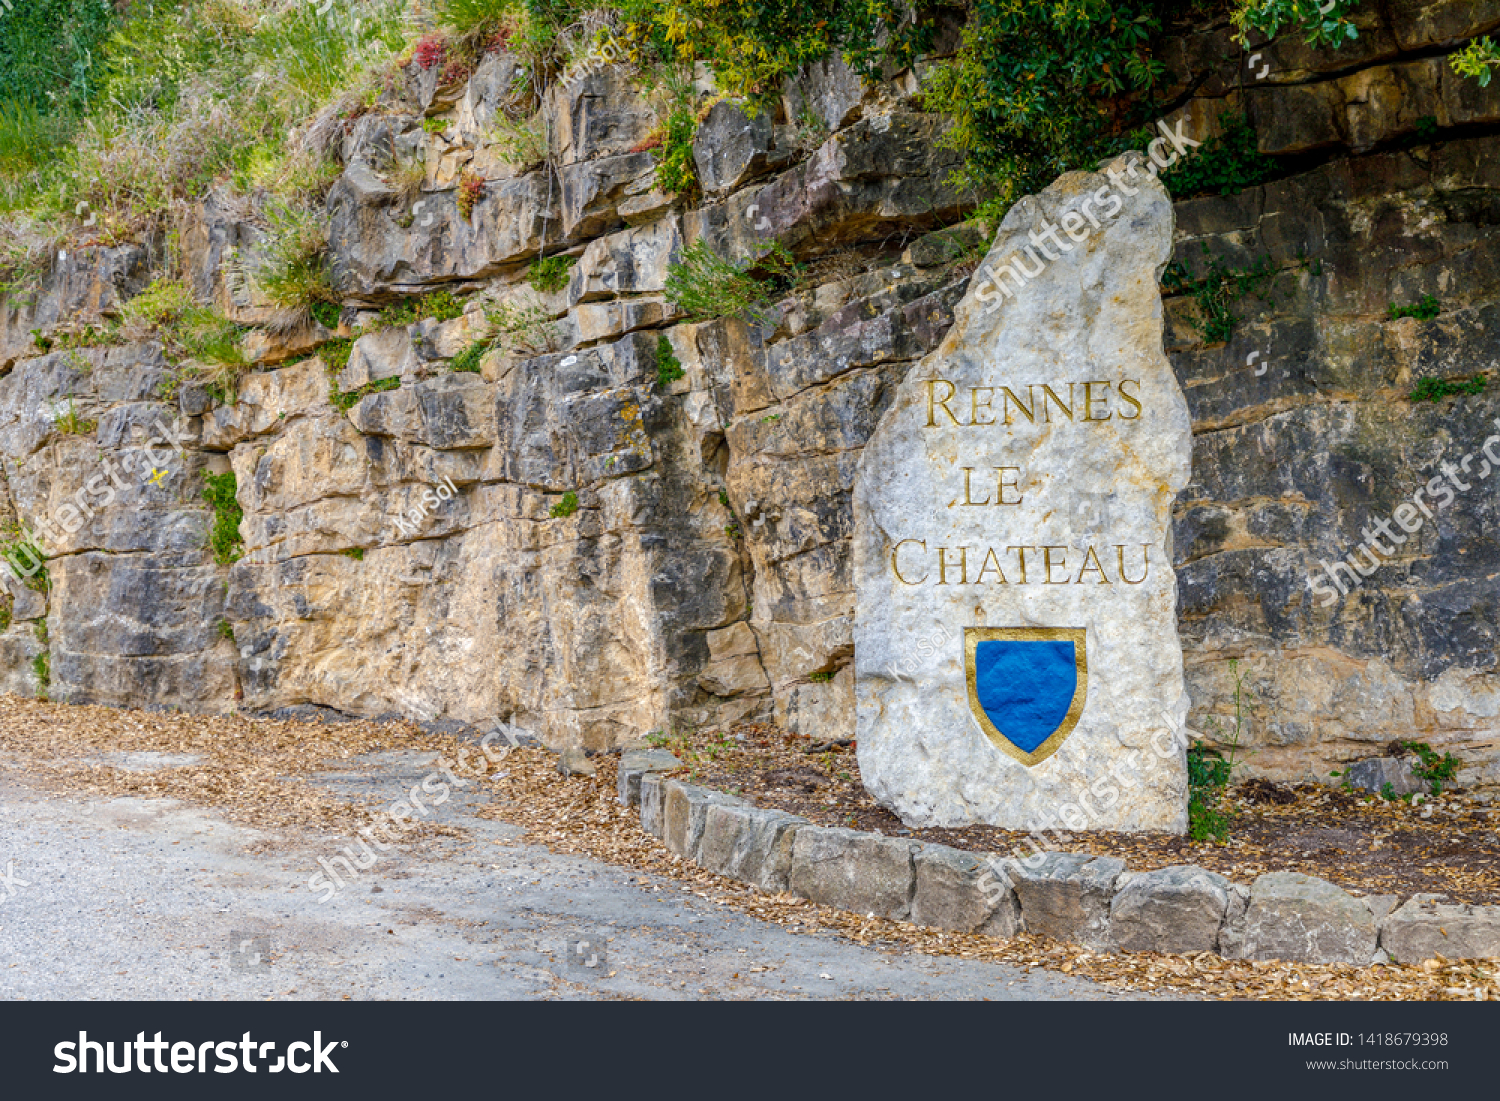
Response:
[910,845,1020,937]
[1110,865,1234,953]
[697,803,805,892]
[1343,757,1426,797]
[1010,852,1126,950]
[788,826,919,920]
[1220,871,1381,963]
[616,747,683,806]
[1381,894,1500,963]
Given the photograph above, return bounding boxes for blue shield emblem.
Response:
[964,627,1087,766]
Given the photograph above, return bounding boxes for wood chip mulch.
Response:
[669,724,1500,906]
[0,695,463,845]
[2,696,1497,999]
[476,741,1500,1001]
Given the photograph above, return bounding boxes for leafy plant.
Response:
[1190,659,1253,842]
[486,296,563,356]
[653,101,698,196]
[375,290,466,330]
[656,334,684,387]
[0,527,48,594]
[665,240,798,324]
[52,398,97,436]
[31,649,49,697]
[549,490,580,518]
[1409,375,1485,403]
[1389,294,1441,322]
[201,471,244,566]
[529,254,577,294]
[331,375,400,413]
[450,339,490,373]
[808,671,834,683]
[486,108,548,169]
[340,548,365,561]
[1402,740,1461,795]
[1162,245,1278,344]
[1160,114,1277,199]
[1450,36,1500,87]
[216,619,236,642]
[1230,0,1361,50]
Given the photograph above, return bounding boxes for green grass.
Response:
[31,649,49,697]
[375,289,466,330]
[1409,375,1485,402]
[53,398,97,436]
[201,470,244,566]
[665,241,799,324]
[450,339,489,373]
[528,254,577,294]
[1389,294,1441,322]
[331,375,400,413]
[216,619,236,642]
[656,334,684,387]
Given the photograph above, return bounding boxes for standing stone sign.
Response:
[853,152,1192,832]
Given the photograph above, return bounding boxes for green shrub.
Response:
[53,398,97,436]
[1409,375,1485,402]
[201,471,244,566]
[528,254,577,294]
[1451,36,1500,87]
[1389,294,1441,322]
[1161,246,1278,344]
[665,241,798,324]
[1160,114,1278,199]
[549,491,579,518]
[216,619,235,642]
[656,334,684,387]
[340,548,365,561]
[31,649,49,697]
[331,375,400,413]
[653,103,698,196]
[486,296,562,356]
[0,528,49,594]
[451,339,489,373]
[1402,740,1462,795]
[376,289,466,329]
[439,0,515,41]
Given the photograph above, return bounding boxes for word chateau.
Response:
[889,541,1152,586]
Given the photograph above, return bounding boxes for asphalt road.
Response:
[0,750,1141,1001]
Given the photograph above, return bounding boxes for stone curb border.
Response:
[616,750,1500,966]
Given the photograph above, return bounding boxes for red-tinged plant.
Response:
[414,35,446,70]
[457,171,485,219]
[439,58,474,87]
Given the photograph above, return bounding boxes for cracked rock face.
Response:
[852,154,1192,831]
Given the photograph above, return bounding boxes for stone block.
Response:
[1110,865,1234,953]
[788,826,919,920]
[1221,872,1381,963]
[1010,853,1126,950]
[616,748,683,807]
[662,780,744,861]
[697,803,805,892]
[1381,894,1500,964]
[1343,756,1426,797]
[910,845,1020,936]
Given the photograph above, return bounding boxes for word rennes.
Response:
[926,378,1142,428]
[891,542,1151,586]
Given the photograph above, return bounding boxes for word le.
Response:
[308,720,528,901]
[0,860,28,905]
[974,707,1193,904]
[55,1032,343,1075]
[970,119,1201,311]
[1308,417,1500,605]
[391,475,458,539]
[2,417,189,584]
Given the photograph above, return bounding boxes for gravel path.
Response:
[0,751,1142,1001]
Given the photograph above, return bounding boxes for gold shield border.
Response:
[964,626,1088,768]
